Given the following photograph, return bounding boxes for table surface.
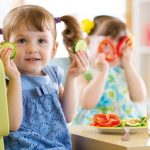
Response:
[69,125,150,150]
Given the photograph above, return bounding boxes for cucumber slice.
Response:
[125,118,141,127]
[0,42,16,59]
[72,39,87,53]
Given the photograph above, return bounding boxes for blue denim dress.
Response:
[4,65,71,150]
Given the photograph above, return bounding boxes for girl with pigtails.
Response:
[0,5,90,149]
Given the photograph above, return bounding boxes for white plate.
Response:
[91,126,147,134]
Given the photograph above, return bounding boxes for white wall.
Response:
[0,0,126,57]
[24,0,126,58]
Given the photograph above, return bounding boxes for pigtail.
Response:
[60,15,83,48]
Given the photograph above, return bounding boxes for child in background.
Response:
[71,16,147,125]
[0,5,90,149]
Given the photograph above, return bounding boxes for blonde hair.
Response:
[3,5,83,48]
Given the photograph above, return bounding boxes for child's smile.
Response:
[9,23,55,76]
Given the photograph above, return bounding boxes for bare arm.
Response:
[79,53,109,109]
[60,51,90,122]
[7,74,23,131]
[79,70,108,109]
[124,62,147,102]
[121,48,147,102]
[61,74,78,123]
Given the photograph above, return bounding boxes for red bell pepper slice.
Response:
[108,114,121,127]
[92,113,121,127]
[98,39,117,62]
[93,114,110,124]
[117,36,133,57]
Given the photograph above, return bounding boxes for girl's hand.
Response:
[0,48,20,79]
[68,50,90,77]
[120,47,134,68]
[94,53,109,73]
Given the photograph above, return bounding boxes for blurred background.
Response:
[0,0,150,99]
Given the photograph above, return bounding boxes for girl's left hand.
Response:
[68,50,90,77]
[120,47,134,68]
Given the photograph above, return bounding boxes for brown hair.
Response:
[3,5,56,41]
[88,15,127,39]
[97,18,127,39]
[3,5,83,49]
[89,15,115,35]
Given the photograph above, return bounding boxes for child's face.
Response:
[88,35,121,67]
[9,23,57,76]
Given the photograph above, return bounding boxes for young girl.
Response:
[71,17,147,125]
[0,5,90,149]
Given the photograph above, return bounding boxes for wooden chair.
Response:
[0,60,9,150]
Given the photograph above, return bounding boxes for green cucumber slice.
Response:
[0,42,16,59]
[72,39,87,53]
[125,118,141,127]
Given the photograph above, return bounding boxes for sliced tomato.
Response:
[98,39,117,62]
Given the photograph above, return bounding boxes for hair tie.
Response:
[54,17,61,23]
[81,19,94,34]
[0,28,3,34]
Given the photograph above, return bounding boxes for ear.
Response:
[51,41,58,58]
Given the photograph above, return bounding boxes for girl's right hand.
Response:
[0,48,20,79]
[94,53,109,73]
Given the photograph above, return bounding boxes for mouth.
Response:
[25,58,40,62]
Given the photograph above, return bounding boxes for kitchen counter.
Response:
[69,125,150,150]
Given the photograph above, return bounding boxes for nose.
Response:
[26,43,38,53]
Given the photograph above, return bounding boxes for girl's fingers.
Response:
[0,48,11,60]
[3,50,11,64]
[74,54,83,70]
[76,51,89,71]
[98,53,106,61]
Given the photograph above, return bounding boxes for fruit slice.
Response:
[0,42,17,59]
[72,39,87,53]
[126,118,141,127]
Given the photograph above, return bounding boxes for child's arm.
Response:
[78,53,109,109]
[0,49,23,131]
[124,62,146,102]
[121,48,147,102]
[60,51,90,122]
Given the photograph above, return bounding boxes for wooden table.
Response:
[69,125,150,150]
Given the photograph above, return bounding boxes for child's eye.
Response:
[17,38,27,44]
[38,39,47,44]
